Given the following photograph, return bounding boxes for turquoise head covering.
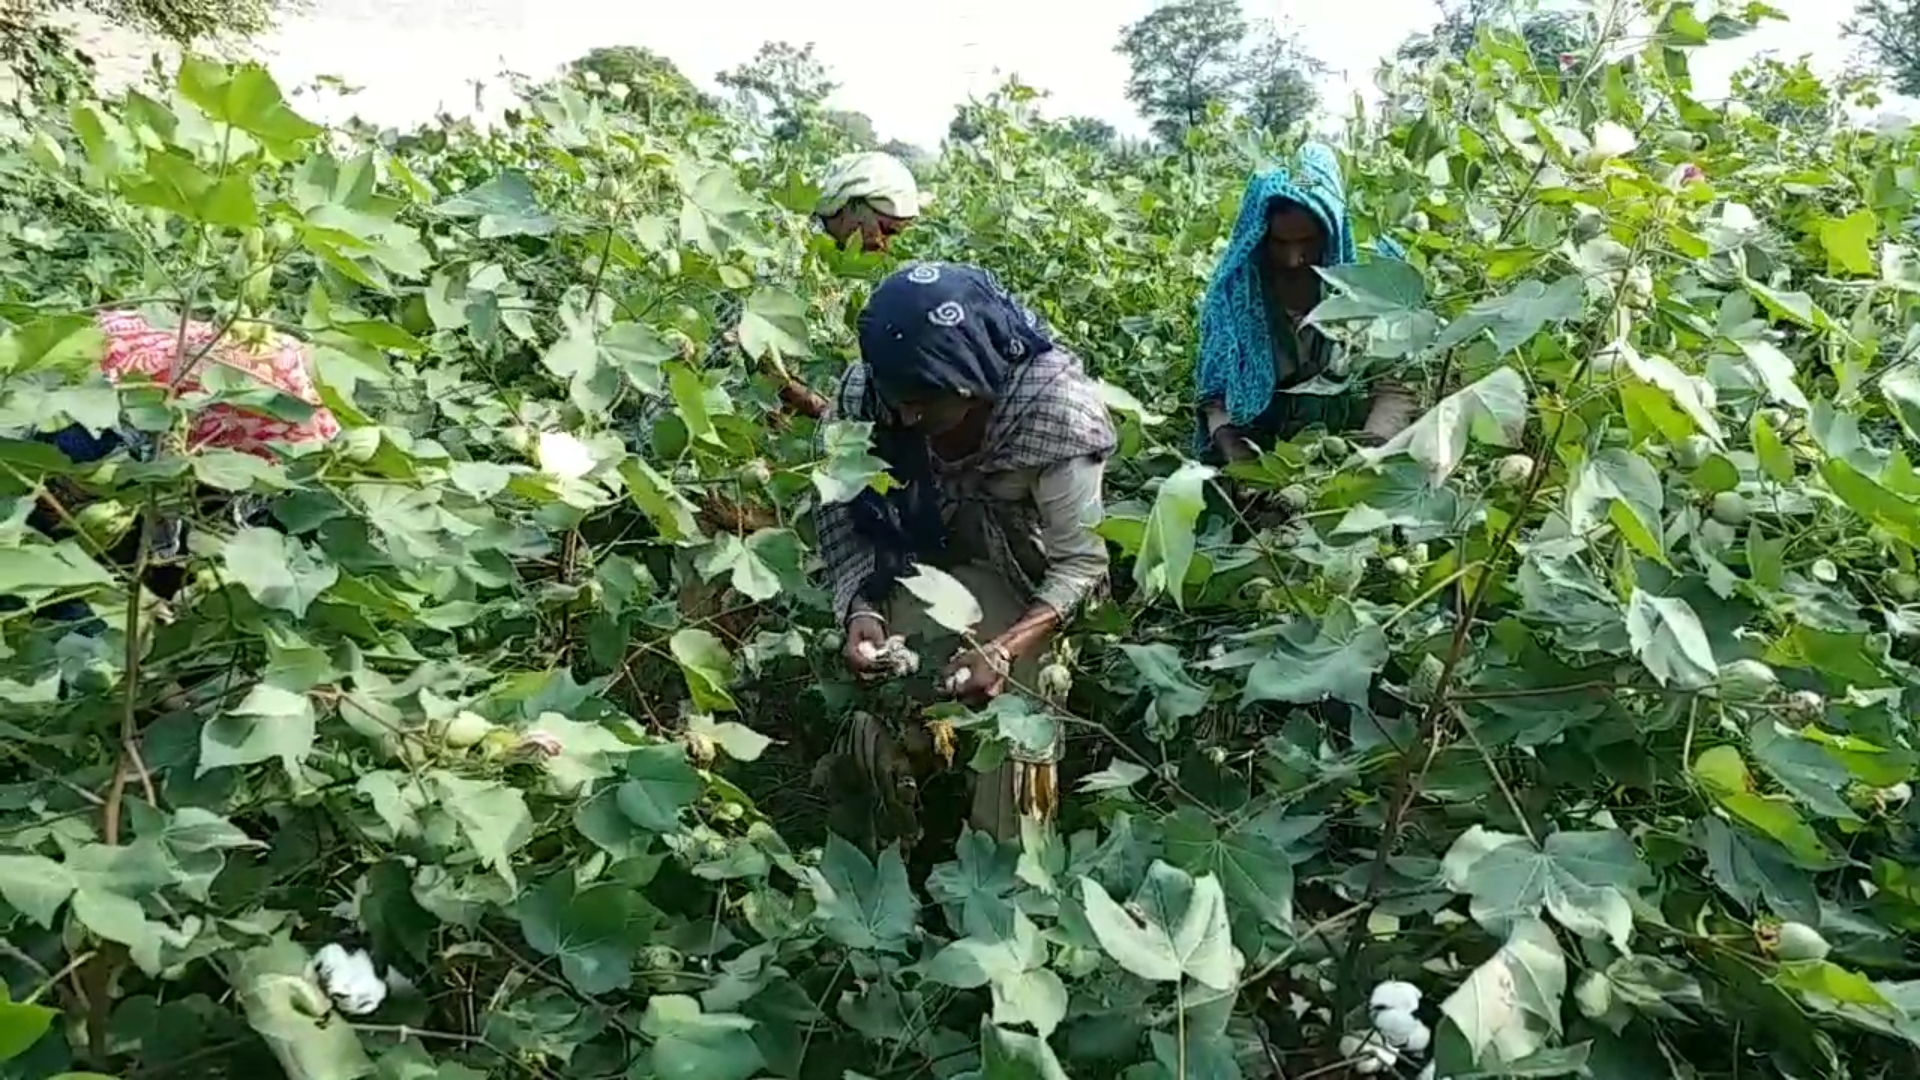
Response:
[1194,142,1400,453]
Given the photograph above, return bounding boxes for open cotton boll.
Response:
[1580,120,1638,168]
[1370,979,1422,1014]
[1339,1033,1398,1074]
[313,943,387,1016]
[1373,1005,1429,1050]
[535,430,597,480]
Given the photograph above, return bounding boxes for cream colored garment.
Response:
[816,151,922,219]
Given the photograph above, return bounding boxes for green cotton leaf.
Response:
[1440,916,1567,1068]
[524,713,638,797]
[0,994,57,1062]
[1692,817,1817,918]
[1434,276,1584,356]
[0,854,75,927]
[430,772,533,891]
[737,287,811,363]
[927,827,1021,930]
[1307,257,1427,321]
[542,320,675,405]
[515,873,641,995]
[1133,460,1212,608]
[1819,209,1877,276]
[1079,860,1239,991]
[221,528,338,619]
[687,713,772,763]
[1625,590,1718,689]
[1162,805,1296,931]
[1118,643,1211,735]
[1441,825,1650,949]
[1565,448,1664,561]
[1232,600,1389,708]
[176,59,322,148]
[695,532,783,602]
[808,836,919,953]
[1364,366,1528,486]
[666,361,720,446]
[1822,459,1920,548]
[1744,278,1835,332]
[899,564,984,633]
[1753,411,1795,484]
[1692,746,1834,867]
[125,150,259,228]
[1881,366,1920,444]
[1735,338,1810,411]
[1749,719,1864,821]
[449,460,514,500]
[436,171,557,238]
[231,937,375,1080]
[639,996,764,1080]
[0,315,105,375]
[812,421,895,504]
[199,684,317,780]
[0,541,114,596]
[616,744,703,832]
[669,628,737,712]
[922,905,1065,1036]
[618,457,705,544]
[980,1020,1070,1080]
[1619,343,1725,445]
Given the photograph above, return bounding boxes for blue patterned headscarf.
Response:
[850,262,1054,601]
[1194,143,1399,452]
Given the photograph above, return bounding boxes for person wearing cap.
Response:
[815,151,921,252]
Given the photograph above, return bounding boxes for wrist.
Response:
[847,610,885,631]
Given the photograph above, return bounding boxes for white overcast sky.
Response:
[256,0,1873,147]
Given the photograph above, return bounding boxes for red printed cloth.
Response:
[97,310,341,458]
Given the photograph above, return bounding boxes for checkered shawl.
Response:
[815,346,1117,624]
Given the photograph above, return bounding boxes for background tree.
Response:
[1845,0,1920,96]
[1115,0,1248,145]
[821,108,877,148]
[1395,0,1589,69]
[567,45,715,122]
[717,40,836,141]
[1238,20,1323,139]
[6,0,303,43]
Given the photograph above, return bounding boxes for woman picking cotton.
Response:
[814,262,1115,842]
[1196,143,1418,469]
[19,310,342,636]
[814,151,921,253]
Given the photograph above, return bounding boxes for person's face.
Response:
[823,206,909,251]
[1261,202,1325,277]
[890,391,976,437]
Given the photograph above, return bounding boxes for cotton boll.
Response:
[1580,120,1638,168]
[1373,1006,1427,1048]
[1338,1034,1398,1073]
[1370,979,1423,1014]
[535,430,596,480]
[313,944,387,1016]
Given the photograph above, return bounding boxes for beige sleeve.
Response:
[1362,379,1419,443]
[1029,455,1109,617]
[1202,399,1234,436]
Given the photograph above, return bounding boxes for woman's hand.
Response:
[845,614,891,679]
[942,642,1011,704]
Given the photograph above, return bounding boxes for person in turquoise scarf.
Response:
[1195,143,1417,465]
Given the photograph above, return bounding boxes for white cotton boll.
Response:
[1373,1006,1426,1047]
[946,667,972,693]
[535,430,596,480]
[313,944,387,1016]
[1882,781,1912,807]
[856,640,881,661]
[1339,1034,1398,1074]
[1581,120,1638,167]
[1370,979,1423,1014]
[1400,1019,1431,1053]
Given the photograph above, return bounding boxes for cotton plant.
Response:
[312,944,388,1016]
[1337,979,1435,1076]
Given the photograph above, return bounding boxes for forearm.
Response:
[988,603,1063,662]
[1359,379,1418,444]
